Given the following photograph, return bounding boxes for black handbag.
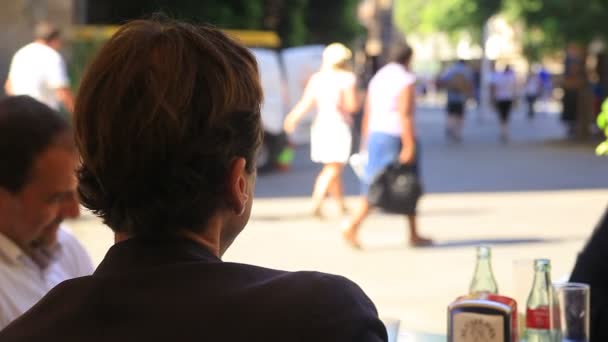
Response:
[367,162,422,215]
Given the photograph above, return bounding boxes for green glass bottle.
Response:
[525,259,560,342]
[469,245,499,295]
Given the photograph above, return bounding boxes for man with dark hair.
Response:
[0,95,93,329]
[4,21,75,113]
[0,18,388,341]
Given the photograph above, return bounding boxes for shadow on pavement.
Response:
[361,236,583,252]
[427,237,565,248]
[418,207,490,217]
[251,213,317,222]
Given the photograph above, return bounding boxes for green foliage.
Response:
[394,0,502,42]
[277,0,308,47]
[84,0,362,47]
[509,0,608,45]
[596,99,608,156]
[304,0,363,45]
[86,0,264,29]
[395,0,608,57]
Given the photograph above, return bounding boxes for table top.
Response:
[398,330,446,342]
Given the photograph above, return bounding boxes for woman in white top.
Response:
[284,43,358,216]
[342,44,432,248]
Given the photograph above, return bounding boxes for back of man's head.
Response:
[0,95,70,194]
[34,21,61,43]
[389,43,413,66]
[75,16,263,236]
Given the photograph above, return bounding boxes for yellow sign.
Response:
[69,25,280,48]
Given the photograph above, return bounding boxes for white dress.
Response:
[308,70,355,164]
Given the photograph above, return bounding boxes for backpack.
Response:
[447,72,473,98]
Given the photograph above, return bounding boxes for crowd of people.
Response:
[1,14,607,342]
[436,59,554,143]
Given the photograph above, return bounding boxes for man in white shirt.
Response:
[4,22,75,113]
[0,96,93,329]
[490,64,518,142]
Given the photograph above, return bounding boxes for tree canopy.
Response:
[394,0,501,41]
[394,0,608,57]
[84,0,362,47]
[506,0,608,50]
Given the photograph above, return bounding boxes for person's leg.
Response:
[342,197,370,249]
[311,163,341,216]
[498,101,510,141]
[527,96,536,119]
[406,215,433,246]
[445,102,456,139]
[327,164,347,213]
[446,114,462,142]
[311,167,329,216]
[448,102,464,141]
[454,110,464,141]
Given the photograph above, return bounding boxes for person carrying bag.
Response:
[341,43,432,249]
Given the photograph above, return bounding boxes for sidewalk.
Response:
[68,104,608,336]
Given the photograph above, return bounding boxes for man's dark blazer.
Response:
[0,235,388,341]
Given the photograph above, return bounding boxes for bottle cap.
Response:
[476,245,491,258]
[533,258,551,271]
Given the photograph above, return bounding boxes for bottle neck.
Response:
[476,257,492,272]
[531,269,552,291]
[470,256,498,294]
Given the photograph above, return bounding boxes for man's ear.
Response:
[226,157,249,216]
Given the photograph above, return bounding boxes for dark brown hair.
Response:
[75,16,263,235]
[390,43,413,66]
[0,95,71,193]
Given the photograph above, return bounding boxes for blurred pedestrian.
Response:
[439,59,474,142]
[0,96,93,329]
[524,66,542,119]
[341,44,432,249]
[562,44,588,137]
[4,21,74,114]
[490,64,517,142]
[284,43,358,217]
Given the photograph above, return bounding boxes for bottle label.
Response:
[526,306,550,329]
[452,312,504,342]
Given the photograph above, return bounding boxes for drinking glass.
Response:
[554,282,590,342]
[381,317,400,342]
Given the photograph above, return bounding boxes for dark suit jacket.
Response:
[0,235,388,341]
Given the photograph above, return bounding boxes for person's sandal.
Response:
[410,237,433,248]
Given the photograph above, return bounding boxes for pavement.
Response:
[67,102,608,337]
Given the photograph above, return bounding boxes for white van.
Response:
[250,48,288,172]
[250,46,324,172]
[281,45,325,145]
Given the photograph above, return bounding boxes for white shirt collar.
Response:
[0,232,62,268]
[0,232,25,265]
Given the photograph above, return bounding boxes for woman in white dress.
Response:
[283,43,358,217]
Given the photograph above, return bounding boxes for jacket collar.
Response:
[94,234,221,276]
